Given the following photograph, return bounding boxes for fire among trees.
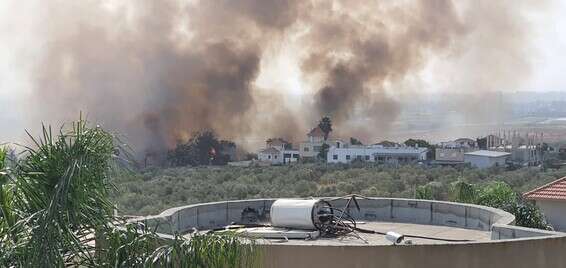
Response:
[167,130,236,167]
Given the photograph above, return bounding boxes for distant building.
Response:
[258,147,284,164]
[435,138,478,163]
[266,138,290,151]
[327,144,428,165]
[299,127,344,159]
[258,138,299,165]
[524,177,566,231]
[373,140,401,148]
[483,132,544,166]
[464,150,510,169]
[440,138,477,149]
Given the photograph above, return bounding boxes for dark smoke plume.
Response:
[27,0,540,153]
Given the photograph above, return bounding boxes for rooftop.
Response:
[524,177,566,201]
[334,145,428,154]
[259,147,280,154]
[267,138,289,147]
[464,150,511,158]
[307,127,325,137]
[233,221,491,246]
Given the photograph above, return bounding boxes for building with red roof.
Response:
[524,177,566,231]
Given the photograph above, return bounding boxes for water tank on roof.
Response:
[270,199,323,230]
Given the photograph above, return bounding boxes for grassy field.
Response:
[112,163,566,216]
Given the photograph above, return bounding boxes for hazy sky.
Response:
[1,0,566,144]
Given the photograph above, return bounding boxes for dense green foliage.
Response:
[99,223,258,268]
[1,122,117,266]
[113,163,566,223]
[0,120,256,267]
[440,181,552,229]
[403,139,431,148]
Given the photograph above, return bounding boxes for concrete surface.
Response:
[252,222,491,246]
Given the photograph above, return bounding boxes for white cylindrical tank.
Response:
[385,231,405,244]
[270,199,320,230]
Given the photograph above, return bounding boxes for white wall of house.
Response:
[282,150,300,163]
[258,151,283,164]
[435,148,472,162]
[464,154,508,169]
[258,149,299,165]
[299,140,344,159]
[299,141,323,158]
[534,199,566,231]
[327,146,427,164]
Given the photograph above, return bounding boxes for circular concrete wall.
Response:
[131,198,566,268]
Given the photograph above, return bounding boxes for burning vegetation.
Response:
[26,0,541,156]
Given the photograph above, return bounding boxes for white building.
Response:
[327,145,428,165]
[524,177,566,231]
[257,138,299,165]
[436,138,478,163]
[299,127,344,159]
[463,150,510,169]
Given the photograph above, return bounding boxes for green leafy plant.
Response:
[0,119,258,267]
[450,181,552,230]
[451,180,476,203]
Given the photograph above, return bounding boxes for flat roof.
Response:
[204,222,491,246]
[464,150,511,158]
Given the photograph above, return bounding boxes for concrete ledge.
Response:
[491,224,562,240]
[261,236,566,268]
[131,197,515,235]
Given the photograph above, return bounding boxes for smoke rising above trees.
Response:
[22,0,542,154]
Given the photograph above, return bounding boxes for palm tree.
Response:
[318,116,333,141]
[0,119,257,267]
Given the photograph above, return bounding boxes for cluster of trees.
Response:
[0,121,255,267]
[167,130,236,167]
[112,162,566,230]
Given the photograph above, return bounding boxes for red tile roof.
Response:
[267,138,288,147]
[308,127,325,137]
[524,177,566,201]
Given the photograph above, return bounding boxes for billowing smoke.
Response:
[298,0,466,138]
[23,0,541,153]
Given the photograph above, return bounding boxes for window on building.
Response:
[356,156,362,160]
[284,153,291,158]
[274,155,278,159]
[313,146,322,152]
[293,154,300,158]
[304,147,310,152]
[365,155,370,161]
[333,155,338,160]
[268,155,271,159]
[346,155,351,160]
[378,156,385,161]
